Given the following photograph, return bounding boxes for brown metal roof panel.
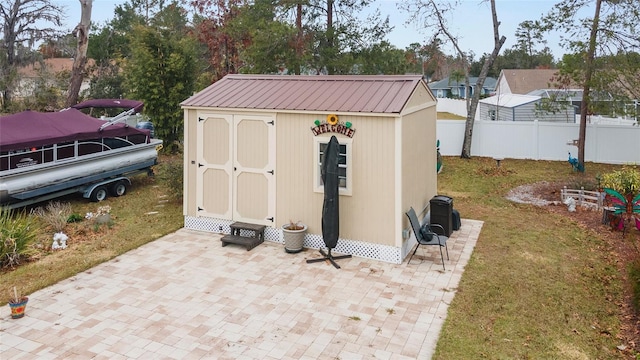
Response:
[347,81,389,112]
[301,80,346,111]
[294,81,334,111]
[278,81,316,110]
[182,75,425,113]
[328,81,368,112]
[305,81,353,111]
[207,77,255,108]
[258,79,289,107]
[370,82,410,113]
[199,77,234,105]
[182,76,240,107]
[360,82,401,113]
[236,82,269,108]
[234,79,273,108]
[276,81,314,110]
[302,80,338,110]
[326,81,358,111]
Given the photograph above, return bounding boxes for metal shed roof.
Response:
[181,74,427,114]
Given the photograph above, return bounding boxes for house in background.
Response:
[428,76,496,99]
[181,74,438,264]
[495,69,632,119]
[478,93,575,122]
[15,58,94,100]
[495,68,584,112]
[494,69,563,95]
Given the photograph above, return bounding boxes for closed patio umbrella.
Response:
[307,135,351,268]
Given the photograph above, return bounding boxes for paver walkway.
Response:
[1,219,482,359]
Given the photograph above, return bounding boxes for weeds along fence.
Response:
[437,119,640,165]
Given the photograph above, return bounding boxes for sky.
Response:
[53,0,575,60]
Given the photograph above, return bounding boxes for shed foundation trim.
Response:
[185,216,403,264]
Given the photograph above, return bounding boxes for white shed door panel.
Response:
[196,113,275,226]
[196,113,233,219]
[233,115,276,226]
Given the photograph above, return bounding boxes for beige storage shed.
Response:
[181,74,438,264]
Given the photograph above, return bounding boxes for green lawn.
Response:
[438,112,466,120]
[434,156,631,359]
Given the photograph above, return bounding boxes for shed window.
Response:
[314,137,352,196]
[488,109,496,121]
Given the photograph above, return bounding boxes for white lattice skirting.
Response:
[184,216,406,264]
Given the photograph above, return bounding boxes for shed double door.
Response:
[196,113,275,226]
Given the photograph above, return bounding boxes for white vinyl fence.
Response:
[437,119,640,164]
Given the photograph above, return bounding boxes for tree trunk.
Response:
[295,2,303,75]
[65,0,92,108]
[577,0,602,173]
[461,0,505,158]
[327,0,334,74]
[2,17,17,110]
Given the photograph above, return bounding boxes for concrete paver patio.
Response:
[1,219,482,359]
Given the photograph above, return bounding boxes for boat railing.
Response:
[99,108,138,131]
[1,136,141,172]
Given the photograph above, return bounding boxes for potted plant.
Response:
[8,287,28,319]
[282,220,307,253]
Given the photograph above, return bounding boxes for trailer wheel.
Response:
[90,186,108,202]
[109,181,127,197]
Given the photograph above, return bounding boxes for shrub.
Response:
[601,166,640,195]
[32,201,72,232]
[157,156,184,200]
[0,207,38,268]
[67,213,84,223]
[568,175,599,192]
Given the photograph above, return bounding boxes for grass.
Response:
[434,156,630,359]
[0,155,635,358]
[0,172,183,305]
[438,112,466,120]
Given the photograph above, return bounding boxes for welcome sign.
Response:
[310,114,356,138]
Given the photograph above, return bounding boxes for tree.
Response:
[301,0,390,74]
[513,20,550,68]
[86,0,170,99]
[228,0,300,75]
[0,0,64,109]
[190,0,245,82]
[543,0,640,172]
[66,0,93,107]
[402,0,505,158]
[124,12,196,150]
[406,39,448,80]
[353,41,408,75]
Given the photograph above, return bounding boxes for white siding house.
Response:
[479,94,575,122]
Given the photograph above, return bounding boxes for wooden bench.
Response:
[221,222,266,251]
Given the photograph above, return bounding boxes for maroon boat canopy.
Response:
[0,108,149,152]
[71,99,144,113]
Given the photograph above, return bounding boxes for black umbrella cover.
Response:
[321,136,340,249]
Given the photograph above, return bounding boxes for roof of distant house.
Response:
[17,58,96,78]
[182,74,430,114]
[497,69,569,95]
